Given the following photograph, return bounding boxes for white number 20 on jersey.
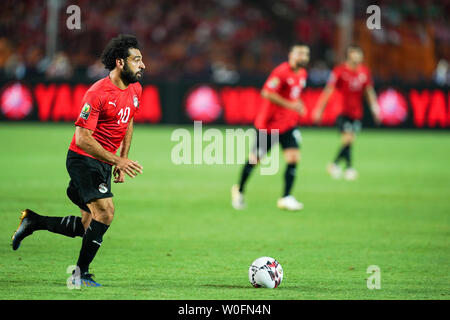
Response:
[117,107,130,124]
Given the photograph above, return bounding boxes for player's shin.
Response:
[238,161,255,193]
[76,219,109,274]
[283,163,297,197]
[345,144,352,168]
[334,144,350,165]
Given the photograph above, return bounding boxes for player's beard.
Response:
[120,63,142,85]
[296,60,307,69]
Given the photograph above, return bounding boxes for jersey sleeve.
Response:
[263,67,286,94]
[74,90,102,131]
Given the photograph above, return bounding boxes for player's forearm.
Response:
[365,87,379,115]
[75,128,120,165]
[315,86,333,113]
[120,120,133,158]
[78,137,119,165]
[261,90,294,110]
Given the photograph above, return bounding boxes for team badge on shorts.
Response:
[98,183,108,194]
[80,103,91,120]
[133,95,139,108]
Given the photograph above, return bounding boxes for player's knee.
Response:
[102,206,114,223]
[284,149,300,164]
[97,209,114,225]
[91,203,114,225]
[248,153,260,165]
[342,133,354,145]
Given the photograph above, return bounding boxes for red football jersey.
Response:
[254,62,307,134]
[69,76,142,162]
[328,63,372,120]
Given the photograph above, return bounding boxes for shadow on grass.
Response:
[200,284,304,291]
[200,284,250,289]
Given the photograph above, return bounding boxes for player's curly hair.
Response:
[101,34,139,71]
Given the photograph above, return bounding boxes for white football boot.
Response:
[327,163,342,179]
[344,168,358,181]
[277,195,304,211]
[231,185,246,210]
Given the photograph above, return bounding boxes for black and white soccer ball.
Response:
[248,257,283,288]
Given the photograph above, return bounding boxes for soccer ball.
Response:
[248,257,283,288]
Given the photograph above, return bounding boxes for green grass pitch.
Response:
[0,123,449,300]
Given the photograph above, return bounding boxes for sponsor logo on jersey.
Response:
[80,103,91,120]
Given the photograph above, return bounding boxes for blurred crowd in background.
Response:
[0,0,449,85]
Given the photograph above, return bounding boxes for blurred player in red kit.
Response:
[11,34,145,286]
[232,45,310,211]
[314,45,381,180]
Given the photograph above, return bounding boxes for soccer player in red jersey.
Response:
[232,45,310,211]
[11,35,145,286]
[314,45,381,180]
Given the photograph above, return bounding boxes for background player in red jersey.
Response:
[313,45,381,180]
[232,45,310,211]
[11,35,145,286]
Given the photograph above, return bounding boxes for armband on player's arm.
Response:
[75,126,120,165]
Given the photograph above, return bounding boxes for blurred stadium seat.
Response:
[0,0,449,127]
[0,0,448,84]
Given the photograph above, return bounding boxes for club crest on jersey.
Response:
[80,103,91,120]
[133,95,139,108]
[267,77,280,89]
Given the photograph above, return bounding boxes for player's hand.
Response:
[291,101,306,116]
[115,157,143,178]
[373,110,382,126]
[113,166,125,183]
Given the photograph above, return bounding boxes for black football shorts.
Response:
[66,150,113,212]
[337,115,362,133]
[252,127,301,159]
